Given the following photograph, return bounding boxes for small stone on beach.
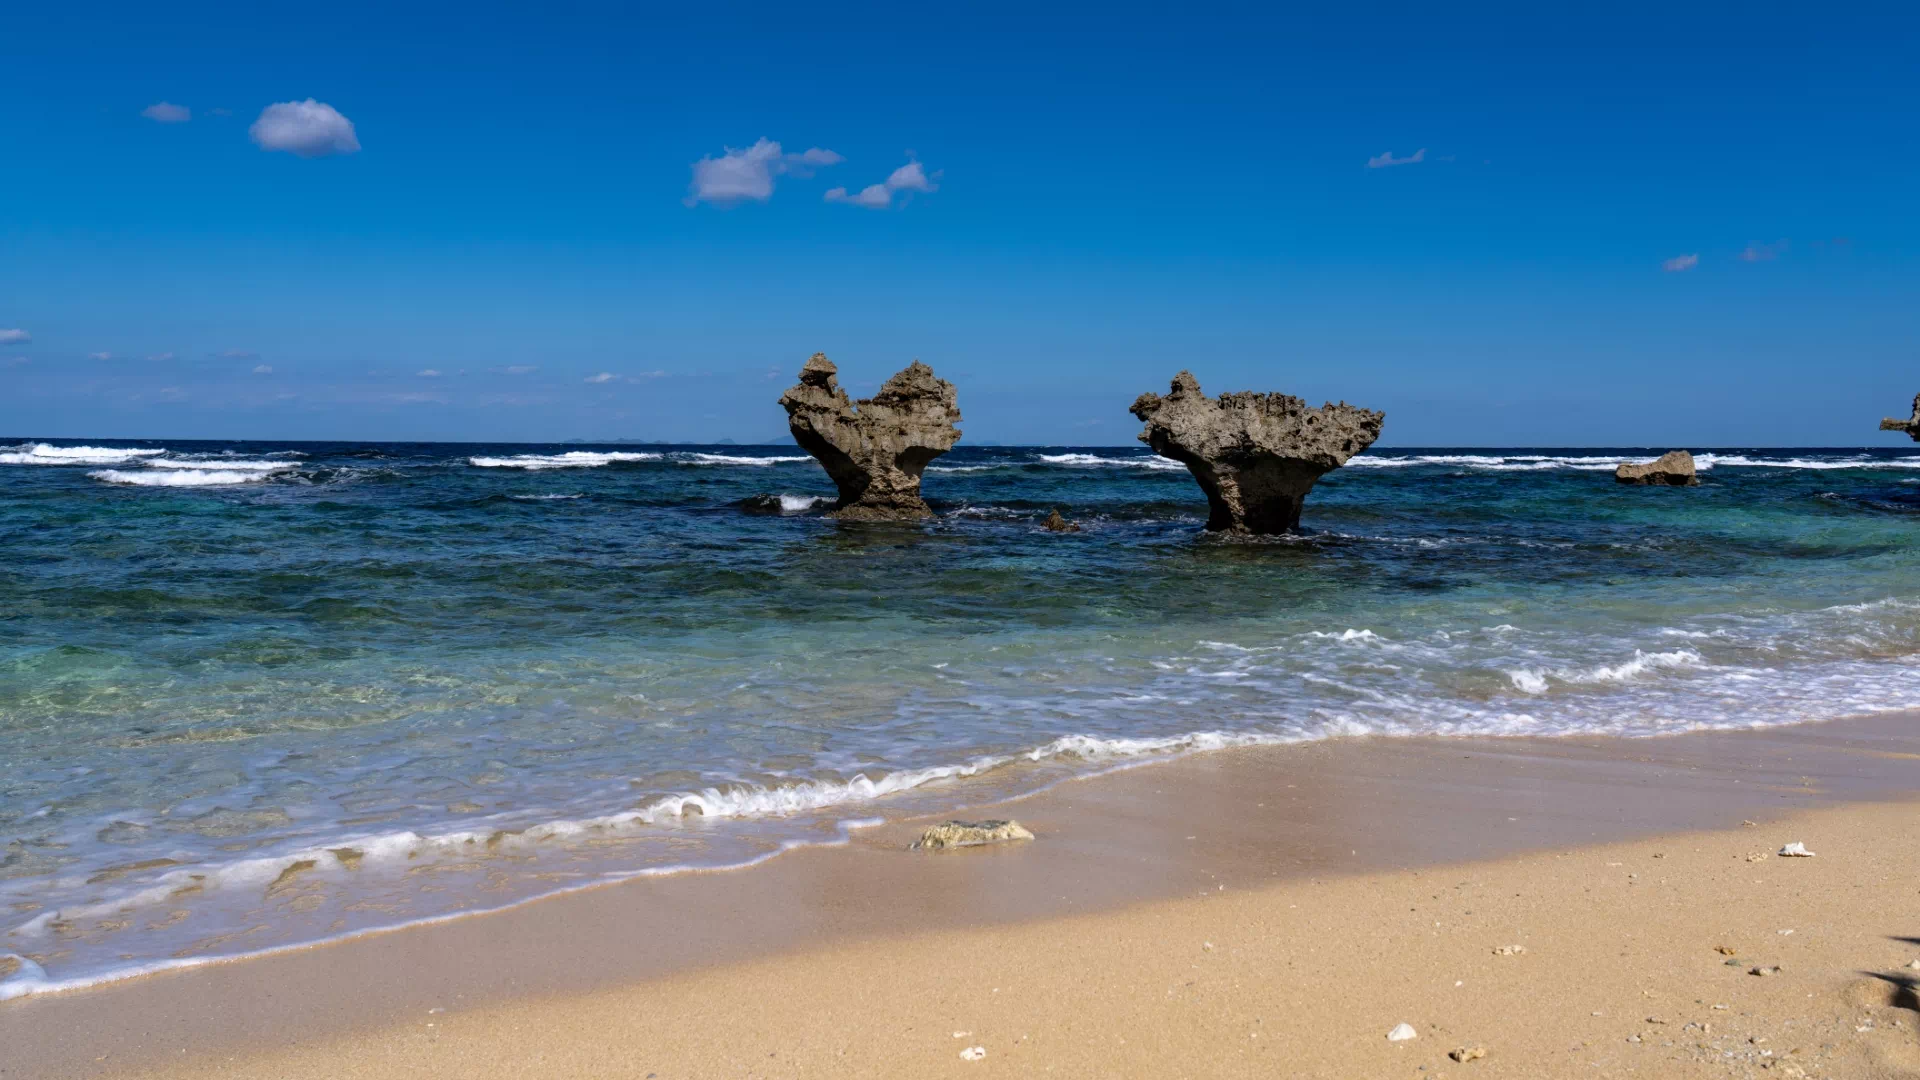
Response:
[959,1045,986,1061]
[911,820,1035,850]
[1449,1045,1487,1062]
[1492,944,1526,956]
[1749,965,1782,977]
[1777,842,1815,857]
[1387,1023,1419,1042]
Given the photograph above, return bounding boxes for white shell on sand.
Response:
[1387,1023,1418,1042]
[1777,842,1815,857]
[960,1046,987,1061]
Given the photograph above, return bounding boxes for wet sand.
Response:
[6,712,1919,1078]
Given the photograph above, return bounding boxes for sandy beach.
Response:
[8,714,1919,1079]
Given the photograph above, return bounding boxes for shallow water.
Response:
[3,439,1919,997]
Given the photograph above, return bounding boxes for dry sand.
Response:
[7,716,1920,1079]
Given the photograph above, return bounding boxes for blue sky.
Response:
[2,4,1916,446]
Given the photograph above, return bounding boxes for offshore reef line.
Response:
[777,353,1720,533]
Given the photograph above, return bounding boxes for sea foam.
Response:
[0,443,165,465]
[470,451,663,469]
[88,468,280,487]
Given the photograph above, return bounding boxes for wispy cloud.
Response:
[253,364,274,374]
[1662,253,1700,272]
[824,184,891,208]
[218,349,260,361]
[585,372,618,383]
[501,364,538,375]
[686,139,844,206]
[250,99,360,158]
[825,156,941,209]
[142,102,190,123]
[1740,240,1787,263]
[88,351,113,360]
[146,351,175,362]
[0,329,30,346]
[1366,148,1426,169]
[417,369,442,377]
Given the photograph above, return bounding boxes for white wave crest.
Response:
[0,443,166,465]
[677,453,812,466]
[777,494,825,512]
[143,458,290,472]
[508,493,584,501]
[88,468,278,487]
[469,452,662,469]
[1508,648,1705,693]
[1037,452,1186,471]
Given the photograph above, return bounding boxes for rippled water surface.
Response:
[4,438,1919,997]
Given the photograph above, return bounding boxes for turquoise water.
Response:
[4,439,1919,997]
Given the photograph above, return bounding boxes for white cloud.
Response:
[1662,253,1700,272]
[1366,148,1426,168]
[250,99,360,158]
[253,364,274,374]
[142,102,190,123]
[1740,241,1786,263]
[0,329,29,345]
[585,372,618,383]
[825,156,941,210]
[417,369,442,377]
[685,138,843,206]
[502,364,538,374]
[824,184,892,208]
[89,351,113,360]
[886,160,937,193]
[147,351,175,361]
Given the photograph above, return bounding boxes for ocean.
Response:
[3,438,1919,999]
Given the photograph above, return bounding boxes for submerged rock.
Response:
[1127,371,1383,533]
[778,353,961,521]
[1042,509,1081,533]
[1614,450,1699,486]
[1881,394,1920,441]
[911,819,1035,850]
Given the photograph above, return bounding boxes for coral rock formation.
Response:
[1880,394,1920,441]
[1128,371,1384,534]
[911,819,1035,850]
[778,353,961,521]
[1614,450,1699,486]
[1042,509,1081,533]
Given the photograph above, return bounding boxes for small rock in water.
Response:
[1450,1045,1487,1062]
[1386,1023,1419,1042]
[959,1045,986,1061]
[912,819,1035,850]
[1614,450,1699,486]
[1492,944,1526,956]
[1042,509,1081,533]
[1777,842,1815,857]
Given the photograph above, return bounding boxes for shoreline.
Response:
[6,711,1920,1078]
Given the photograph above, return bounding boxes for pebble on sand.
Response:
[1777,842,1816,857]
[960,1046,986,1061]
[1386,1023,1419,1042]
[1749,965,1782,977]
[912,820,1035,850]
[1492,944,1526,956]
[1450,1045,1487,1062]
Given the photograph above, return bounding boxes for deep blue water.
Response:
[3,438,1919,997]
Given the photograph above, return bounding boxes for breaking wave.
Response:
[88,468,281,487]
[469,451,663,469]
[0,443,165,466]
